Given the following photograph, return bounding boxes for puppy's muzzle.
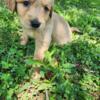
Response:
[30,19,41,28]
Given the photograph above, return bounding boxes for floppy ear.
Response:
[6,0,16,12]
[49,7,53,18]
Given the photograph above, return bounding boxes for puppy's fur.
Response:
[6,0,72,61]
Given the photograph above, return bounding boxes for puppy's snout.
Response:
[30,19,41,28]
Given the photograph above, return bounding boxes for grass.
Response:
[0,0,100,100]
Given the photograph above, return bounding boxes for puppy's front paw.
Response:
[20,40,27,45]
[34,52,44,61]
[20,36,28,45]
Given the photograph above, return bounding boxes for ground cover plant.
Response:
[0,0,100,100]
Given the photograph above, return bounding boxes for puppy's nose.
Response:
[30,19,41,28]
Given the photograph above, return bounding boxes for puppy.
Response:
[6,0,73,61]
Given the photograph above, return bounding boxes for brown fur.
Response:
[6,0,72,61]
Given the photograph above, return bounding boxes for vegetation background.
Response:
[0,0,100,100]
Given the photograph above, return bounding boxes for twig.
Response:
[45,89,49,100]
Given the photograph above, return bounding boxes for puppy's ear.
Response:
[49,7,53,18]
[6,0,16,12]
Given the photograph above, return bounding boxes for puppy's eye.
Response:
[44,6,49,11]
[23,1,30,7]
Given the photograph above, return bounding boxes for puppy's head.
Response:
[6,0,54,30]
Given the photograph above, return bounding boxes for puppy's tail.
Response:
[71,27,82,34]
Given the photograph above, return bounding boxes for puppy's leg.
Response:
[34,36,51,61]
[32,34,51,80]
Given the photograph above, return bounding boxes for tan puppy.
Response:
[6,0,72,61]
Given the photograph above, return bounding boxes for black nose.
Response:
[30,19,41,28]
